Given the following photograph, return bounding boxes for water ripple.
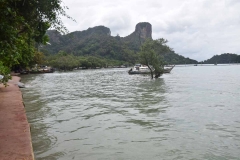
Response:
[21,66,240,160]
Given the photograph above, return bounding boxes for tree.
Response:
[32,51,45,66]
[47,51,79,71]
[138,38,171,79]
[0,0,73,85]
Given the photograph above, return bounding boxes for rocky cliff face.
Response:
[42,22,198,64]
[134,22,152,39]
[44,22,152,54]
[123,22,152,48]
[46,26,111,44]
[46,22,151,46]
[122,22,152,50]
[46,30,62,44]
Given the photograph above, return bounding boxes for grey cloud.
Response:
[61,0,240,61]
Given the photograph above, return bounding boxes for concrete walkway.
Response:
[0,76,34,160]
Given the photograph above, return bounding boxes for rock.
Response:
[134,22,152,39]
[17,82,25,88]
[123,22,152,45]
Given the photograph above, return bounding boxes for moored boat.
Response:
[163,65,175,73]
[20,66,54,74]
[128,64,151,74]
[128,64,175,74]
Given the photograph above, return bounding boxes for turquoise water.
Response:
[21,65,240,160]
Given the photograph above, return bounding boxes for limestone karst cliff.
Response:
[42,22,198,64]
[122,22,152,50]
[124,22,152,41]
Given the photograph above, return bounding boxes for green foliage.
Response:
[162,52,198,64]
[42,27,198,66]
[0,0,72,85]
[43,28,138,64]
[33,51,45,65]
[0,61,11,86]
[139,39,170,78]
[45,51,128,70]
[46,51,79,70]
[202,53,240,64]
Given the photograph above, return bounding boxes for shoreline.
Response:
[0,76,34,160]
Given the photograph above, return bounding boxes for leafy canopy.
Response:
[139,38,171,79]
[0,0,73,85]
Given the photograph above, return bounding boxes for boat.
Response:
[128,64,152,74]
[163,65,175,73]
[19,65,54,74]
[128,64,175,74]
[29,66,54,74]
[29,68,54,74]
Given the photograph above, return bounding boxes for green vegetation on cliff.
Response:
[41,23,197,67]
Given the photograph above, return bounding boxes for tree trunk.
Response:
[154,72,161,78]
[147,65,154,79]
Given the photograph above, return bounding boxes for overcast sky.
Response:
[61,0,240,61]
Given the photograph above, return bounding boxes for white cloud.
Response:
[61,0,240,61]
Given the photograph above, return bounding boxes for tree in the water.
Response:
[0,0,73,86]
[139,38,171,79]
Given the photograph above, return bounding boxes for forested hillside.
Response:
[203,53,240,64]
[41,22,198,65]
